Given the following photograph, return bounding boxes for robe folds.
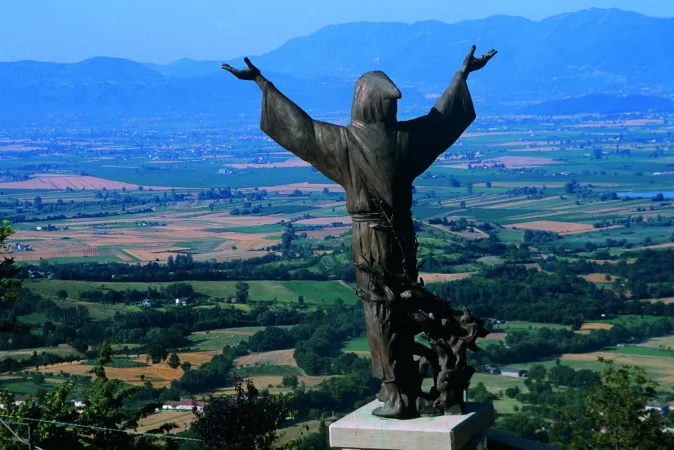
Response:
[258,70,475,382]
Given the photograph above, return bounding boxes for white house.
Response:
[162,399,207,412]
[175,297,193,306]
[501,369,529,378]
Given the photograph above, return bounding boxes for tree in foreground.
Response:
[191,375,295,450]
[0,220,21,303]
[0,340,167,449]
[582,357,674,450]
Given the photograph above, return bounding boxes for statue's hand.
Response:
[461,45,497,76]
[222,57,261,81]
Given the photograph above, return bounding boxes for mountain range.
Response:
[1,8,673,126]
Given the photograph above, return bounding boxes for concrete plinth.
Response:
[329,401,494,450]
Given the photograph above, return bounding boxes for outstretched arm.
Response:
[400,46,497,177]
[222,57,267,89]
[222,58,349,186]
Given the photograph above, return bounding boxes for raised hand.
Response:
[222,57,261,81]
[461,46,497,78]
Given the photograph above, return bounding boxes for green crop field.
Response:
[610,346,674,358]
[188,326,294,351]
[0,378,62,396]
[341,337,370,353]
[27,279,358,306]
[234,364,303,376]
[0,344,83,360]
[493,321,569,332]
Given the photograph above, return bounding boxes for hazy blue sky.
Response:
[2,0,673,63]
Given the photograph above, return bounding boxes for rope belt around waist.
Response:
[350,210,412,223]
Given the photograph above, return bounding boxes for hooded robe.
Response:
[257,70,475,384]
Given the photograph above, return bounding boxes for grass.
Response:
[492,397,524,415]
[0,344,82,360]
[82,358,148,368]
[637,335,674,349]
[610,346,674,358]
[0,378,61,396]
[421,373,525,415]
[234,364,303,376]
[603,315,664,325]
[27,279,358,306]
[341,334,435,354]
[277,419,334,445]
[17,313,49,326]
[341,337,370,353]
[188,332,252,352]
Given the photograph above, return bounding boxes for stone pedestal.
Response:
[329,401,494,450]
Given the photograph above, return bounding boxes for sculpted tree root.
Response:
[356,260,489,416]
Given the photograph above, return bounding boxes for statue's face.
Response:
[381,98,398,125]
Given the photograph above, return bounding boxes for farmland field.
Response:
[25,279,358,305]
[5,112,674,446]
[27,352,218,388]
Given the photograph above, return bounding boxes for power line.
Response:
[0,415,201,443]
[0,417,45,450]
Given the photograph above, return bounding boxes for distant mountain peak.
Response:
[2,9,673,125]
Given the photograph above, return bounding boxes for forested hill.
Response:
[522,94,674,115]
[2,8,674,126]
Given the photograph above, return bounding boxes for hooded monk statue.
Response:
[223,45,497,419]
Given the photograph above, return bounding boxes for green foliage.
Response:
[0,343,165,449]
[82,358,148,368]
[282,375,300,388]
[147,344,168,364]
[235,364,302,376]
[527,364,547,383]
[0,220,21,303]
[235,281,250,303]
[171,347,235,394]
[31,371,45,385]
[498,412,549,442]
[504,385,521,398]
[467,382,499,402]
[298,420,330,450]
[583,358,674,450]
[523,229,559,245]
[248,326,296,352]
[191,375,294,450]
[431,264,623,324]
[167,352,181,369]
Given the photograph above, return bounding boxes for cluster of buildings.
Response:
[161,399,207,412]
[2,242,33,252]
[35,225,68,231]
[484,365,529,379]
[139,297,193,308]
[4,396,207,414]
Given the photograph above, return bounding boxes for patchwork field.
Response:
[235,349,297,367]
[510,221,598,234]
[579,322,613,332]
[28,351,218,388]
[0,175,144,190]
[137,411,195,433]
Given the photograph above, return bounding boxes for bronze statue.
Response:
[223,45,497,419]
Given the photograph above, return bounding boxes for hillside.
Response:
[522,94,674,115]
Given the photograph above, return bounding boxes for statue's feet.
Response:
[372,383,417,419]
[377,383,388,403]
[373,400,406,419]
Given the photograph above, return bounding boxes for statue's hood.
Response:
[350,71,401,125]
